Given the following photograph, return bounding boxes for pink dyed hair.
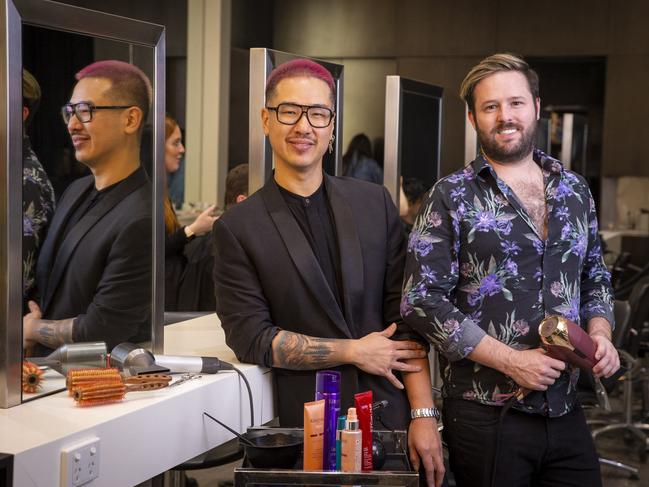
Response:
[265,59,335,104]
[76,60,152,121]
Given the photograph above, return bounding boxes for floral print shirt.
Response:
[401,149,614,417]
[23,137,55,304]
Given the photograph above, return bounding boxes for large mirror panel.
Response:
[0,0,165,408]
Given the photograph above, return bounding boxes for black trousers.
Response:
[442,399,601,487]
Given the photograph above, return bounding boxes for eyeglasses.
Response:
[61,101,133,124]
[266,103,334,128]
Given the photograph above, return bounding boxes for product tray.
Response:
[234,428,418,487]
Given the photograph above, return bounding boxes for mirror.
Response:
[0,0,165,408]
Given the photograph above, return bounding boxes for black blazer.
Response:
[213,174,417,428]
[35,166,152,351]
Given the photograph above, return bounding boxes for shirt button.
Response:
[305,198,310,204]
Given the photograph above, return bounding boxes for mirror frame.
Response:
[0,0,165,408]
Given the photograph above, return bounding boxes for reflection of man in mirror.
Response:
[23,60,152,355]
[212,59,444,486]
[22,68,55,310]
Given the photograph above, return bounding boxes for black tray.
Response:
[234,428,418,487]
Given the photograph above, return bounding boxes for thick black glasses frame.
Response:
[61,101,133,124]
[266,103,335,128]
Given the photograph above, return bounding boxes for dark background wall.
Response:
[271,0,649,178]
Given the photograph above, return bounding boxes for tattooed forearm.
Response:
[272,331,343,370]
[33,319,74,349]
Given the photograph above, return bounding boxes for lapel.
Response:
[36,175,93,305]
[323,175,364,330]
[41,166,148,313]
[260,176,351,338]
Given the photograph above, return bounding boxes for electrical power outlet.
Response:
[60,437,100,487]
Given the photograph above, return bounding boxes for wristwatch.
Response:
[410,407,441,421]
[184,225,195,240]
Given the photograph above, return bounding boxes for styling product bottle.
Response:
[354,391,373,471]
[341,407,362,472]
[315,370,341,471]
[335,415,347,470]
[303,399,325,471]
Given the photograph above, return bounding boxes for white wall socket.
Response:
[60,437,100,487]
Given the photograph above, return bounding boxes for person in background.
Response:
[402,53,618,487]
[23,60,153,353]
[400,177,428,237]
[213,59,444,486]
[342,133,383,184]
[22,68,55,309]
[164,114,217,311]
[176,163,250,312]
[223,163,249,209]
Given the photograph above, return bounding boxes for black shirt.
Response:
[278,181,345,315]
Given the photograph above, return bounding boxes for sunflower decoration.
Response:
[22,361,44,393]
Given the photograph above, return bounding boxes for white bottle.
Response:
[341,407,362,472]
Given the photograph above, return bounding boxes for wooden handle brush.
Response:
[67,368,172,406]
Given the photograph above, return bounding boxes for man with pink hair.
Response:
[23,60,152,354]
[213,59,444,486]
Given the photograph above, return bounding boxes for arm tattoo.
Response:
[273,331,339,370]
[34,319,74,349]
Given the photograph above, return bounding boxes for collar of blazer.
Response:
[40,165,149,313]
[260,173,365,338]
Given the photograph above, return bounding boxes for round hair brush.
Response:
[67,368,172,406]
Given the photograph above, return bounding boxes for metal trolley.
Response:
[234,428,418,487]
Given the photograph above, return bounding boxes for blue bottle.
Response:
[315,370,341,471]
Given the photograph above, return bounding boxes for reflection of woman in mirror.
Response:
[22,69,55,310]
[164,115,217,311]
[342,133,383,184]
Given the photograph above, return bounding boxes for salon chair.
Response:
[590,279,649,473]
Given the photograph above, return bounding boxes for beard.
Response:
[476,118,537,164]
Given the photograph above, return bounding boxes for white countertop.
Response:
[1,314,275,486]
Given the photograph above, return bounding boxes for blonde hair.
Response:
[460,53,539,112]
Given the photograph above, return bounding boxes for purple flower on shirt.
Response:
[550,281,564,297]
[443,318,460,334]
[533,239,544,255]
[450,187,467,201]
[479,274,502,297]
[561,223,571,240]
[555,206,569,221]
[501,240,521,255]
[504,259,518,276]
[421,265,437,283]
[513,319,529,336]
[475,210,497,232]
[23,215,34,236]
[428,211,442,227]
[555,180,573,200]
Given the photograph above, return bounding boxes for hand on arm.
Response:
[402,357,445,487]
[588,317,620,378]
[187,205,218,236]
[271,323,426,388]
[23,300,74,350]
[468,335,566,391]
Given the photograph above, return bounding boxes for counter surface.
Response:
[0,314,274,486]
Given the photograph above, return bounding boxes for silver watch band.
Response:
[410,407,440,420]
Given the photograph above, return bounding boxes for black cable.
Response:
[230,363,255,429]
[203,360,255,429]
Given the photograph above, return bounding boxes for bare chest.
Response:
[504,177,548,239]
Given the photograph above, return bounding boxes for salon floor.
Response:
[183,391,649,487]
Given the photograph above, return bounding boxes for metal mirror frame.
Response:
[384,75,443,211]
[0,0,165,408]
[248,48,344,194]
